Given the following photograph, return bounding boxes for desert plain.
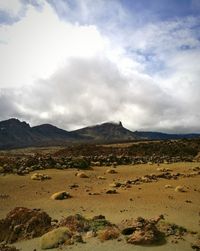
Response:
[0,142,200,251]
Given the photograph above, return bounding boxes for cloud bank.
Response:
[0,0,200,133]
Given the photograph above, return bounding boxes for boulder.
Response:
[0,166,4,173]
[109,182,121,188]
[51,191,71,200]
[192,166,200,171]
[97,176,106,180]
[77,172,89,178]
[157,167,171,172]
[85,230,97,238]
[191,239,200,250]
[98,227,120,241]
[31,173,51,181]
[0,207,51,243]
[165,184,173,189]
[40,227,72,249]
[125,216,164,245]
[72,233,84,243]
[106,189,118,194]
[175,186,186,192]
[127,229,157,245]
[106,169,117,174]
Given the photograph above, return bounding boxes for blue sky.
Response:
[0,0,200,132]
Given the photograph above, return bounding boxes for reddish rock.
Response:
[125,216,164,245]
[0,207,52,243]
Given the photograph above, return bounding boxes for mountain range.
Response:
[0,118,199,149]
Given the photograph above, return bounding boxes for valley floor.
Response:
[0,162,199,250]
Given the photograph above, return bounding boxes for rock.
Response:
[40,227,72,249]
[72,233,84,243]
[59,214,90,232]
[98,227,120,241]
[121,227,135,235]
[59,214,111,233]
[0,166,4,173]
[175,186,186,192]
[106,169,117,174]
[97,176,106,180]
[106,189,118,194]
[77,172,89,178]
[157,167,171,172]
[125,216,164,245]
[0,207,52,243]
[158,221,187,238]
[92,215,106,220]
[112,163,117,168]
[127,229,156,245]
[192,166,200,172]
[51,191,71,200]
[31,173,51,181]
[85,230,97,238]
[185,200,192,203]
[0,244,19,251]
[165,184,173,189]
[69,184,79,189]
[191,239,200,250]
[88,192,100,195]
[55,163,62,169]
[109,182,121,188]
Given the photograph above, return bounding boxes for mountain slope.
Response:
[0,119,74,149]
[134,131,200,140]
[0,119,38,149]
[0,118,200,149]
[73,121,138,142]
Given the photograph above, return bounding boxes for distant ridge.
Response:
[73,121,137,141]
[0,118,199,149]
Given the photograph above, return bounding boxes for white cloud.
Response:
[0,1,200,133]
[0,0,23,17]
[0,2,109,88]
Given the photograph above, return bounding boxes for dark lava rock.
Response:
[106,189,118,194]
[92,215,106,220]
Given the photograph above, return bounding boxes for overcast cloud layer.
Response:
[0,0,200,133]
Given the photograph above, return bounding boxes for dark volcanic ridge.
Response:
[0,118,200,149]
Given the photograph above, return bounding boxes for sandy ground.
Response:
[0,162,199,250]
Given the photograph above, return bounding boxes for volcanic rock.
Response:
[31,173,51,181]
[175,186,186,192]
[0,207,51,243]
[40,227,72,249]
[106,189,118,194]
[51,191,71,200]
[106,169,117,174]
[77,172,89,178]
[124,216,164,245]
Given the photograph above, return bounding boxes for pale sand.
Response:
[0,162,199,250]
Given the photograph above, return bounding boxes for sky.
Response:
[0,0,200,133]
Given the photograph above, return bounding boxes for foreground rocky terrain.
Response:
[0,141,200,250]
